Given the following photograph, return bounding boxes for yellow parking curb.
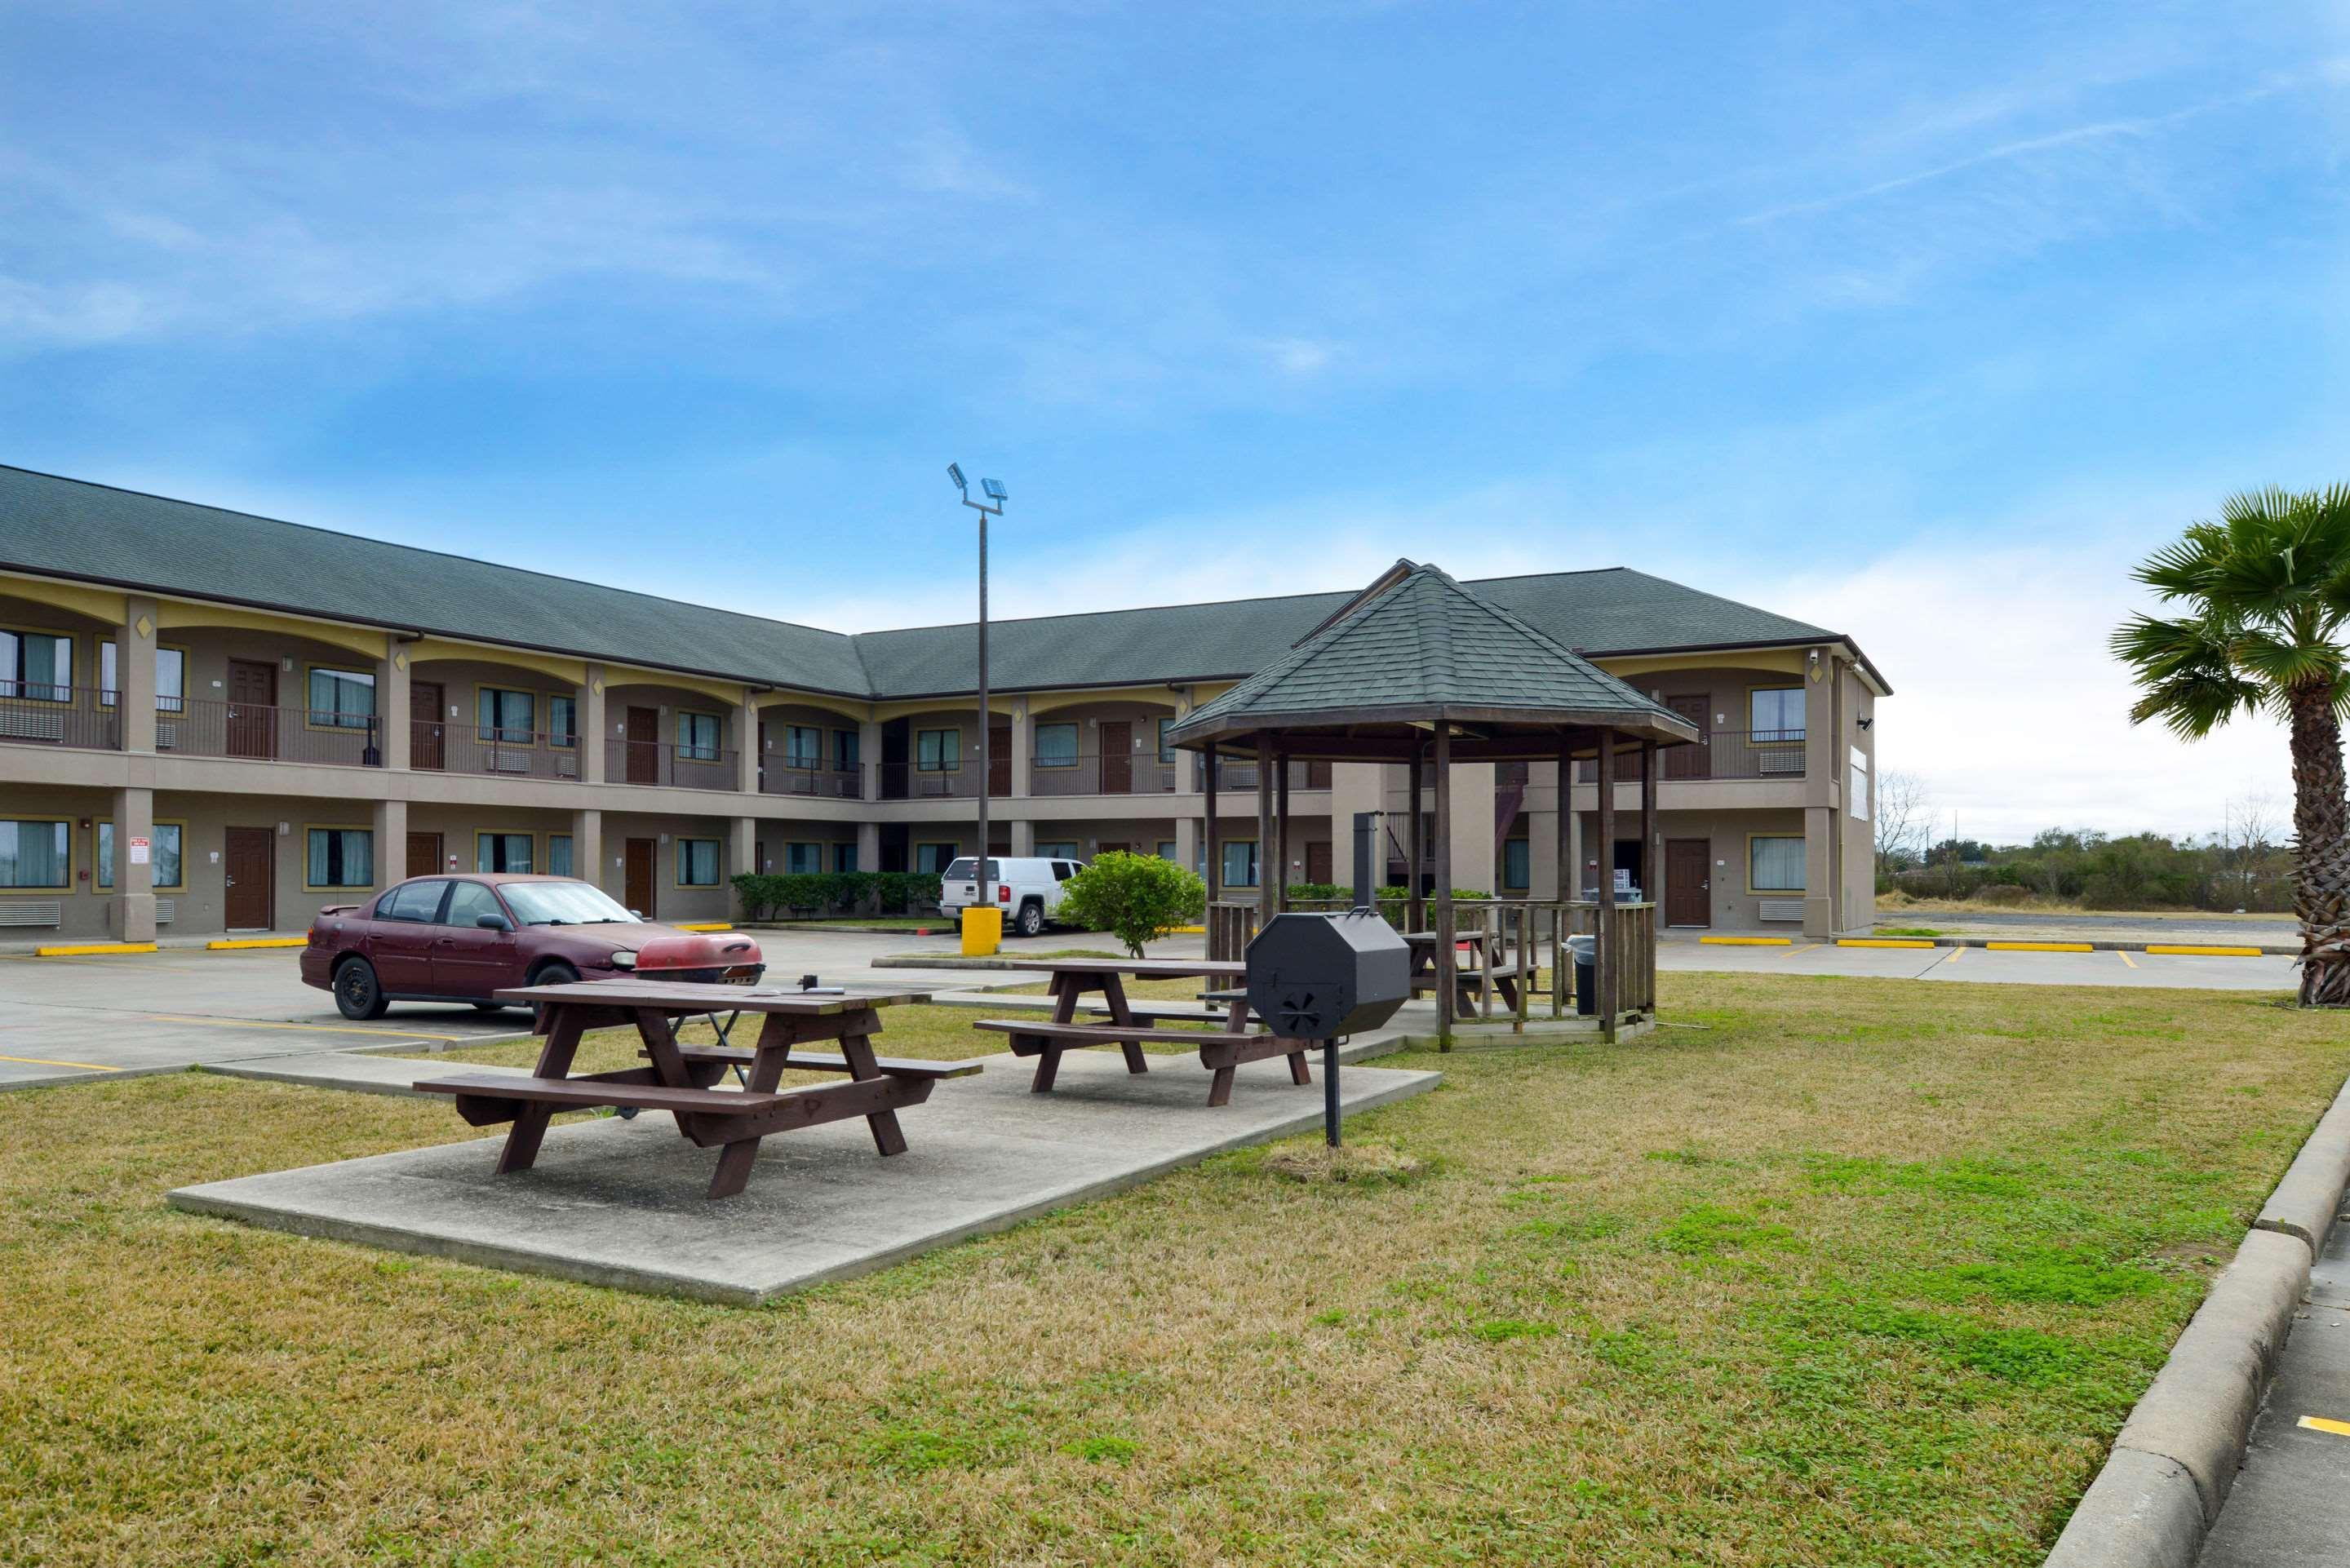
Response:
[1700,936,1792,946]
[206,937,305,950]
[34,941,157,958]
[2144,944,2264,958]
[674,923,735,932]
[1986,941,2095,953]
[1839,938,1935,949]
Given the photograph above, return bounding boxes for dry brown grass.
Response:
[2,973,2342,1566]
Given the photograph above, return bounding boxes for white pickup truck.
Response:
[938,856,1085,937]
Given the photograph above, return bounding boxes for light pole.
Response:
[947,464,1006,917]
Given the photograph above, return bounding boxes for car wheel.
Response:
[470,1001,509,1013]
[1015,901,1044,938]
[530,961,582,1029]
[333,957,388,1021]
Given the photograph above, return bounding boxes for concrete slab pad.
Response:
[199,1052,536,1097]
[167,1051,1441,1304]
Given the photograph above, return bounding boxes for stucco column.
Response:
[579,665,607,785]
[1175,815,1199,878]
[570,808,601,890]
[372,798,409,884]
[109,786,156,941]
[729,816,756,920]
[735,688,760,795]
[1449,759,1497,896]
[1802,646,1837,937]
[1009,819,1035,855]
[858,719,882,801]
[1328,760,1381,892]
[855,820,880,879]
[1529,766,1559,900]
[380,643,410,771]
[118,596,157,754]
[1009,700,1031,797]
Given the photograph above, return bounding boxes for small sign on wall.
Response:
[128,835,150,865]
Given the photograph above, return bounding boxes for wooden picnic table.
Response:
[415,980,980,1200]
[977,956,1312,1105]
[1403,930,1521,1010]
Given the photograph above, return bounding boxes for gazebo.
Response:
[1164,560,1699,1042]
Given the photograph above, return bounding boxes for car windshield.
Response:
[499,880,641,927]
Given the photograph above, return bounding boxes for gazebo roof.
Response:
[1166,560,1700,758]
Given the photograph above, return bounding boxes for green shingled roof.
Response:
[0,464,1880,699]
[1168,563,1696,744]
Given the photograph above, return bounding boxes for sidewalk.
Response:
[2198,1194,2350,1566]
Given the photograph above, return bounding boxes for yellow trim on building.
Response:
[601,662,742,706]
[157,601,387,659]
[0,573,126,625]
[1596,649,1807,680]
[409,636,585,686]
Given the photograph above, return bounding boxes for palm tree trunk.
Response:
[2287,682,2350,1006]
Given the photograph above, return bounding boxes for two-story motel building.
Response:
[0,466,1887,945]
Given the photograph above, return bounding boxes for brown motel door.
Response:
[1100,720,1132,793]
[411,681,446,770]
[625,708,659,784]
[227,659,277,760]
[406,832,444,879]
[624,838,656,918]
[1665,696,1710,779]
[224,826,275,930]
[1665,838,1711,928]
[1306,841,1332,884]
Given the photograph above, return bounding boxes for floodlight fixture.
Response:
[981,477,1007,502]
[947,462,967,493]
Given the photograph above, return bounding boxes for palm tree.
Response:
[2112,485,2350,1007]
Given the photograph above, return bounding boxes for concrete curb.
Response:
[2044,1074,2350,1566]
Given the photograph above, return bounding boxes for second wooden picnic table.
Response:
[415,979,981,1199]
[977,956,1317,1105]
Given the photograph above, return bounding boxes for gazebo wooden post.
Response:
[1255,733,1276,931]
[1595,724,1618,1044]
[1406,746,1425,931]
[1204,739,1221,937]
[1434,720,1454,1048]
[1275,742,1291,911]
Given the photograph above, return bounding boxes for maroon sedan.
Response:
[300,873,762,1021]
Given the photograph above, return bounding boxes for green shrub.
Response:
[1055,852,1208,959]
[729,870,942,920]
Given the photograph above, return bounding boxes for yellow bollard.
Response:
[960,906,1003,957]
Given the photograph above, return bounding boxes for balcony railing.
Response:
[1030,751,1184,797]
[1195,757,1335,793]
[412,722,583,780]
[1576,729,1808,783]
[876,762,991,800]
[759,760,867,800]
[164,698,384,766]
[607,738,739,791]
[0,686,122,751]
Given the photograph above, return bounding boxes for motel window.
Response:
[547,834,574,878]
[1037,841,1080,859]
[1749,835,1806,893]
[309,667,378,730]
[1156,840,1177,861]
[916,728,960,771]
[477,833,534,874]
[308,828,375,889]
[1035,723,1079,767]
[98,822,184,889]
[833,844,858,874]
[1503,838,1531,891]
[549,695,577,749]
[913,843,956,875]
[676,839,721,886]
[477,688,535,744]
[1158,719,1176,764]
[831,729,859,771]
[0,631,72,702]
[786,843,822,875]
[1750,688,1804,744]
[678,712,722,762]
[786,724,821,768]
[99,642,186,711]
[0,819,69,888]
[1222,839,1259,888]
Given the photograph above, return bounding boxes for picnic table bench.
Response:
[415,980,981,1199]
[973,957,1314,1106]
[1403,930,1521,1010]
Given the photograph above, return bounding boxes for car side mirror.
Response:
[476,913,513,932]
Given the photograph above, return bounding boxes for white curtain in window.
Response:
[1222,840,1257,888]
[1750,835,1806,892]
[308,829,373,887]
[1035,724,1079,765]
[548,835,573,878]
[0,820,69,886]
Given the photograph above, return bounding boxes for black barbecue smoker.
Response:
[1243,831,1411,1145]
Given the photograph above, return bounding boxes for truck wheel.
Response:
[1015,901,1044,937]
[333,957,389,1021]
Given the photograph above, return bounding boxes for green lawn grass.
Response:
[2,974,2342,1566]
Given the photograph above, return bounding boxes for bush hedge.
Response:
[730,870,943,921]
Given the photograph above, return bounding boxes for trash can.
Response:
[960,905,1003,957]
[1567,934,1597,1016]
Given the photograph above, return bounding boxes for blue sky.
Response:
[6,2,2347,839]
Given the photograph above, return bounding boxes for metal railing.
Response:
[162,698,384,766]
[1029,750,1184,796]
[0,685,122,751]
[413,722,583,780]
[1577,729,1807,783]
[1196,757,1335,793]
[605,738,739,791]
[758,760,867,800]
